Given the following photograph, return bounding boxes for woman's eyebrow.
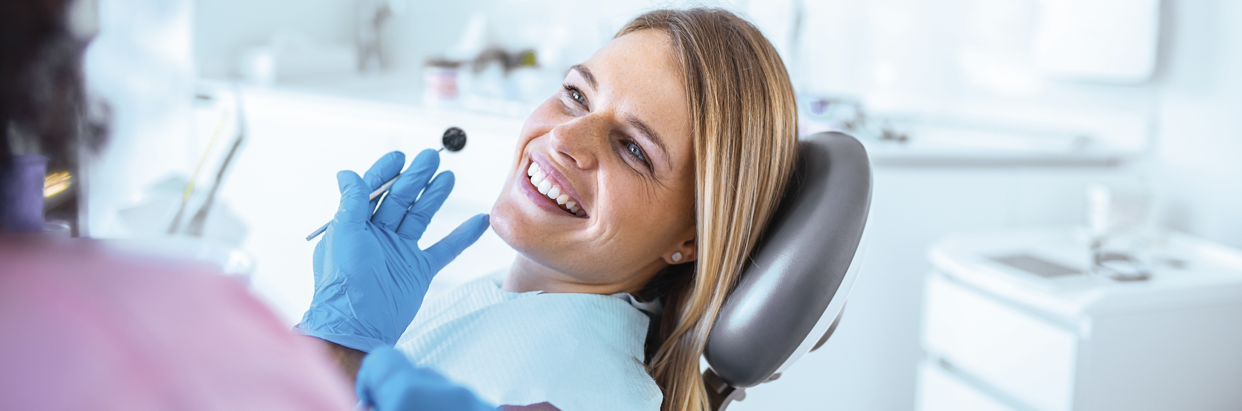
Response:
[625,114,670,169]
[569,64,598,90]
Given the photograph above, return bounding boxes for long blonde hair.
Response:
[620,8,799,411]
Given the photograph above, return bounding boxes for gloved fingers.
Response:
[355,346,408,409]
[357,346,496,411]
[372,149,439,231]
[362,151,407,192]
[335,170,373,226]
[362,151,407,211]
[423,214,490,272]
[396,171,454,240]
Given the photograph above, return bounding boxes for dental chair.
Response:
[703,131,872,411]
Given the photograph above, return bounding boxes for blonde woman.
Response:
[307,7,798,411]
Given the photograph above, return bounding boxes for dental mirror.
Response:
[440,127,467,152]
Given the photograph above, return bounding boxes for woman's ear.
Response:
[664,237,697,265]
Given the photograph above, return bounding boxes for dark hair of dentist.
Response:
[0,1,502,410]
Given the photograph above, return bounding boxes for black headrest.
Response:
[705,131,872,388]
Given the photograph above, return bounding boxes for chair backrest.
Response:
[704,131,872,395]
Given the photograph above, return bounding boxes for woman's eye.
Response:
[564,85,586,106]
[626,141,647,162]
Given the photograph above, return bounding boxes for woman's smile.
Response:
[521,154,588,218]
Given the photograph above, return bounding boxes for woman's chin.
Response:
[490,193,545,257]
[491,192,585,271]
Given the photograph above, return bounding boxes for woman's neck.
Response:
[501,255,658,295]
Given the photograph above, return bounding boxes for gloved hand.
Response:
[296,150,490,352]
[356,347,497,411]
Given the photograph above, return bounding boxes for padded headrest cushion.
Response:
[704,132,872,388]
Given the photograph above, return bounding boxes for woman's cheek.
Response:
[520,98,568,140]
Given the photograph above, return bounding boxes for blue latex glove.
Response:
[356,347,497,411]
[296,150,490,352]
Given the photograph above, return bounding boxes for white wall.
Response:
[85,0,196,237]
[794,0,1159,152]
[192,0,750,78]
[193,0,355,78]
[1152,0,1242,249]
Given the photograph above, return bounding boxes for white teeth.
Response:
[528,161,582,216]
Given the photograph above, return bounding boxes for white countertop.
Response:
[928,227,1242,324]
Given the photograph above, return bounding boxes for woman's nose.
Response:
[548,116,604,170]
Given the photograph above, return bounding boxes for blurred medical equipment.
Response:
[356,0,405,72]
[798,96,908,142]
[424,60,462,104]
[422,45,546,109]
[1,155,47,233]
[297,150,489,352]
[305,127,467,241]
[919,227,1242,411]
[1086,182,1154,281]
[701,131,873,410]
[798,96,1109,160]
[170,88,248,236]
[167,114,227,234]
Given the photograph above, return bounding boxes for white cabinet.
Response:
[924,275,1078,411]
[917,228,1242,411]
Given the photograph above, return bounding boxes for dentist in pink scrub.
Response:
[0,1,512,410]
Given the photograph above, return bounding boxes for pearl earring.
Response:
[671,252,682,262]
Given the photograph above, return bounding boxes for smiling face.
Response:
[490,30,698,295]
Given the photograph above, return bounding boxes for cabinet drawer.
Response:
[917,360,1019,411]
[924,274,1077,411]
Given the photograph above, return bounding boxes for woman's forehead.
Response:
[580,30,691,151]
[585,30,682,96]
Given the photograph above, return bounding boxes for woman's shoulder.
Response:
[395,279,661,411]
[468,292,662,409]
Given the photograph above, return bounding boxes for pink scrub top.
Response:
[0,238,356,411]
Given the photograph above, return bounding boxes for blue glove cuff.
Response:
[293,323,388,353]
[299,280,404,352]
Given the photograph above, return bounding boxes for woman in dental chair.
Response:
[311,8,798,411]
